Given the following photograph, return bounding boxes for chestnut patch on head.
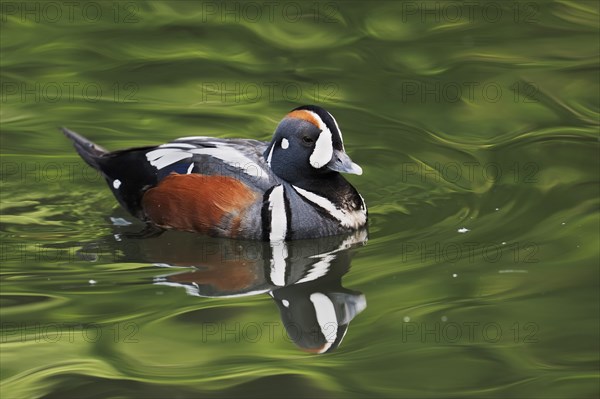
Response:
[286,110,320,128]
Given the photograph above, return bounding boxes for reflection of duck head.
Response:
[91,222,368,353]
[270,277,366,354]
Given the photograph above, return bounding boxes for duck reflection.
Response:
[95,224,367,354]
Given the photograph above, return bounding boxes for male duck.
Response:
[64,105,367,240]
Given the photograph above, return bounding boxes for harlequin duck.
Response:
[63,105,367,240]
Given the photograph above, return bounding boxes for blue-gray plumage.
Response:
[63,105,367,240]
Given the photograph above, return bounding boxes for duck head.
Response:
[265,105,363,184]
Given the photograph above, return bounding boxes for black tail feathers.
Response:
[61,127,108,169]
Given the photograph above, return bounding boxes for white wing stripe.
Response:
[159,143,196,149]
[145,146,268,179]
[148,151,193,169]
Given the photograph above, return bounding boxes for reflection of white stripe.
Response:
[268,185,287,241]
[297,254,334,284]
[293,186,366,228]
[270,241,288,286]
[154,280,270,298]
[310,293,337,353]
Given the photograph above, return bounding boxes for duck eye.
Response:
[302,136,314,144]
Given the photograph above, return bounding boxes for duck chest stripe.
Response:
[269,185,288,241]
[261,185,290,241]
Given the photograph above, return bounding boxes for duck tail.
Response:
[61,127,108,170]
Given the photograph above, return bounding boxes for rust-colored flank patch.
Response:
[286,109,320,128]
[142,173,258,235]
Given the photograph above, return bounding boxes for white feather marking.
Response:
[113,179,121,189]
[186,163,194,174]
[292,186,367,228]
[146,146,267,179]
[281,138,289,149]
[310,293,338,352]
[146,150,193,169]
[268,185,287,241]
[159,143,196,149]
[266,144,275,166]
[174,136,212,141]
[270,241,288,286]
[302,110,334,169]
[326,110,344,149]
[310,125,333,169]
[146,148,180,161]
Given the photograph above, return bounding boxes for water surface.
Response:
[1,1,599,398]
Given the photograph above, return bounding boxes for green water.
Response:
[1,1,599,398]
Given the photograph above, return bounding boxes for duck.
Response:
[63,105,367,240]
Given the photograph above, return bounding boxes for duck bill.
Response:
[326,150,363,175]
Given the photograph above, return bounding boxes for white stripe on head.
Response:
[268,185,287,241]
[326,110,344,149]
[266,144,275,166]
[307,111,333,169]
